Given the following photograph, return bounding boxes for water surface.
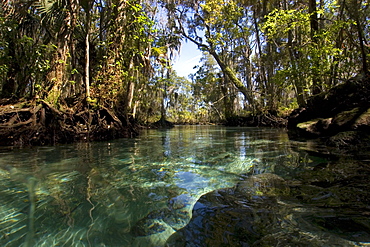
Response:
[0,126,369,246]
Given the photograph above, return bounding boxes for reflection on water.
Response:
[0,126,369,246]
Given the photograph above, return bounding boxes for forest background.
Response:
[0,0,369,144]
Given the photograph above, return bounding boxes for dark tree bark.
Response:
[309,0,321,95]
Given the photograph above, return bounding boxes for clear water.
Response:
[0,126,369,246]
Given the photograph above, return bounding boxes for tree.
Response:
[1,0,369,135]
[40,0,80,103]
[165,0,256,113]
[191,53,225,120]
[309,0,321,94]
[81,0,93,100]
[0,0,54,98]
[345,0,368,74]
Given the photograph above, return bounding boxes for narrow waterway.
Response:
[0,126,369,246]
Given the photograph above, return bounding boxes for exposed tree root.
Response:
[0,99,138,146]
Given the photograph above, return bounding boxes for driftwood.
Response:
[0,99,136,146]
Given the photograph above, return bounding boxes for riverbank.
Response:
[0,98,138,146]
[1,73,369,148]
[287,73,370,153]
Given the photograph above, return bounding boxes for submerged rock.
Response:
[166,169,370,246]
[235,173,289,197]
[131,218,167,237]
[166,173,287,246]
[326,131,365,148]
[166,188,277,246]
[130,193,196,237]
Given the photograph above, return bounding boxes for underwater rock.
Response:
[166,170,370,246]
[131,216,167,237]
[326,131,364,148]
[235,173,289,197]
[166,174,288,246]
[131,193,196,237]
[166,187,278,246]
[168,193,195,210]
[163,209,190,231]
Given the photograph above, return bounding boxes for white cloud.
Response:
[183,55,202,64]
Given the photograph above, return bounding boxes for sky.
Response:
[172,41,202,78]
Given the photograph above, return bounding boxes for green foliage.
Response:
[263,8,310,38]
[262,3,361,101]
[0,0,368,122]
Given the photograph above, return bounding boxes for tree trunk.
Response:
[115,58,135,124]
[288,30,306,107]
[329,1,345,87]
[47,39,69,104]
[208,50,253,106]
[221,77,235,119]
[180,23,255,112]
[2,40,18,97]
[348,0,368,73]
[309,0,321,95]
[68,0,79,97]
[85,11,91,100]
[160,68,169,122]
[265,42,278,113]
[242,43,257,113]
[252,9,269,111]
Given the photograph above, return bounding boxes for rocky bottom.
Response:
[132,159,370,246]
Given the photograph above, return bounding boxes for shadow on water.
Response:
[0,126,369,246]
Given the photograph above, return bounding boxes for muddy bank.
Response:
[225,113,287,128]
[0,98,138,146]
